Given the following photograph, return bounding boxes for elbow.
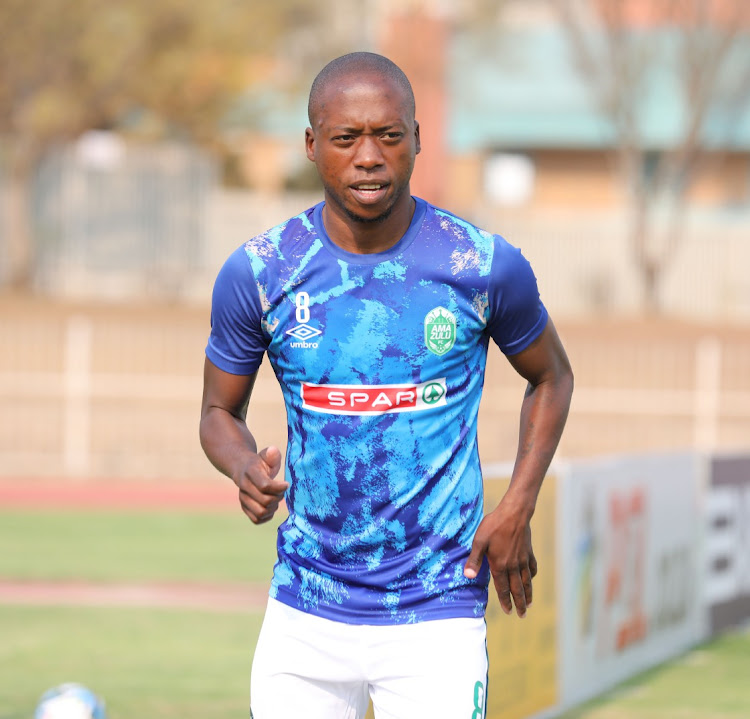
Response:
[546,360,573,412]
[564,364,574,395]
[198,406,214,456]
[198,415,209,456]
[560,363,574,405]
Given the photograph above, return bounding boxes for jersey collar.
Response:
[312,197,427,265]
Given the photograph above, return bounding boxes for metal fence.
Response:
[0,300,748,480]
[202,193,750,322]
[2,140,216,299]
[1,142,749,478]
[1,140,750,319]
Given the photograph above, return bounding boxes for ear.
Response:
[414,121,421,155]
[305,128,315,162]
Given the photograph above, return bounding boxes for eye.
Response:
[382,132,403,141]
[333,134,355,144]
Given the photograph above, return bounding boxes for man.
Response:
[200,52,573,719]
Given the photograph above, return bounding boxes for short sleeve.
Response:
[205,245,269,375]
[486,236,548,355]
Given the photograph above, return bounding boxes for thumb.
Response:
[258,445,283,479]
[464,535,487,579]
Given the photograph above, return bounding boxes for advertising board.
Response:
[558,453,704,707]
[706,455,750,633]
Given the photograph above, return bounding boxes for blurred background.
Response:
[1,0,749,480]
[2,3,750,719]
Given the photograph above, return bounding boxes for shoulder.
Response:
[426,203,531,279]
[243,205,320,271]
[428,205,525,267]
[424,202,494,244]
[483,233,547,354]
[417,200,496,273]
[489,233,535,283]
[420,202,538,286]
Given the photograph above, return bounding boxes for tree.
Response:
[552,0,750,312]
[0,0,321,288]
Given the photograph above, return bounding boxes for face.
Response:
[305,72,421,225]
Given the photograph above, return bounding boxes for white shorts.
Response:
[250,598,488,719]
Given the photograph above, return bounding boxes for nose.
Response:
[353,135,384,169]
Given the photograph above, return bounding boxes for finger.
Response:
[246,508,275,525]
[255,446,288,495]
[255,477,289,497]
[239,482,283,512]
[493,572,513,615]
[239,492,281,525]
[258,445,282,479]
[521,564,533,608]
[252,505,279,524]
[239,496,268,524]
[239,466,288,498]
[529,551,538,579]
[509,567,527,618]
[463,537,487,579]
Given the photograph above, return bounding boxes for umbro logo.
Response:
[286,324,322,341]
[286,291,322,348]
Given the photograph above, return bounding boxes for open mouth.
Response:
[350,183,389,204]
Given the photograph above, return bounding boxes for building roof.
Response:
[449,27,750,152]
[229,25,750,154]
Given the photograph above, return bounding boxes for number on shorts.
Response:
[472,680,485,719]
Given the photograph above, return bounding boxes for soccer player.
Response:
[200,52,573,719]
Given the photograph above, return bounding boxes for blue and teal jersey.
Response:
[206,197,548,624]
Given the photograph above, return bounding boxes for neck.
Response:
[321,195,416,255]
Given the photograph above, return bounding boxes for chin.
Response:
[342,197,397,225]
[323,184,400,225]
[345,206,393,224]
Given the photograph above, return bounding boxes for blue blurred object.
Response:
[34,683,107,719]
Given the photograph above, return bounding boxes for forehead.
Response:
[313,71,412,127]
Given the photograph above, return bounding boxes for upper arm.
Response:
[486,238,548,356]
[205,246,268,376]
[201,357,259,421]
[506,319,573,389]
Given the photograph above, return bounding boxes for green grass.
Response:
[0,509,281,583]
[3,608,748,719]
[2,508,749,719]
[0,508,274,718]
[0,604,264,719]
[557,626,750,719]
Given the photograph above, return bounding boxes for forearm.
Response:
[507,372,573,517]
[199,406,259,482]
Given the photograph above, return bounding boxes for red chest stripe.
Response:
[301,379,447,415]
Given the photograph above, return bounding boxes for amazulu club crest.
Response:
[424,306,457,356]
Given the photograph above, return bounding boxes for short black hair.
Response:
[308,52,415,125]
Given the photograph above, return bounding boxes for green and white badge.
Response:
[424,306,457,356]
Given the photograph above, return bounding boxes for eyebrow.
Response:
[330,123,405,133]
